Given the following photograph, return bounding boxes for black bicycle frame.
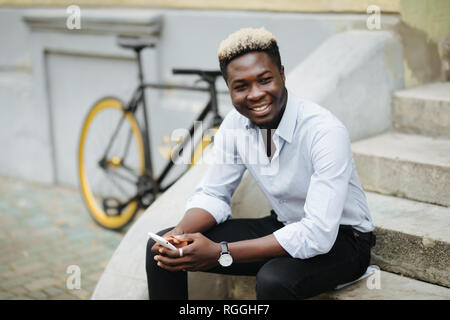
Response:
[100,46,223,210]
[141,83,214,191]
[126,79,221,195]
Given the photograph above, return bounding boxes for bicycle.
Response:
[78,36,224,230]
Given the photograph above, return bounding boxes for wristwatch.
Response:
[218,241,233,267]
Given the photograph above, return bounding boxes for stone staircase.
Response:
[345,82,450,298]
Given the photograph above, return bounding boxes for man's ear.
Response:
[280,65,286,83]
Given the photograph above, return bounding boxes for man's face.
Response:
[226,51,287,129]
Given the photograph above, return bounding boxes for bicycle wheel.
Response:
[78,97,145,230]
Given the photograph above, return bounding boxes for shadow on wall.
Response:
[396,22,443,86]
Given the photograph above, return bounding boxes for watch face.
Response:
[219,254,233,267]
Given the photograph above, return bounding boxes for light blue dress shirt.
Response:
[185,90,374,259]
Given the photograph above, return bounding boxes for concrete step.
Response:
[351,132,450,207]
[393,82,450,138]
[367,192,450,288]
[314,270,450,300]
[224,269,450,300]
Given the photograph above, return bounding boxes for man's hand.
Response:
[150,227,185,255]
[154,233,221,272]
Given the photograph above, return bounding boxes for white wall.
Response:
[0,7,402,186]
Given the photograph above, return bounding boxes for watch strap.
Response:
[220,241,229,254]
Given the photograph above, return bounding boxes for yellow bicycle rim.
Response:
[78,98,145,230]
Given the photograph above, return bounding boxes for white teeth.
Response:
[253,104,268,111]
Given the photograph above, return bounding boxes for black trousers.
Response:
[146,212,373,300]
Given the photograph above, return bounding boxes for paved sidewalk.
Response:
[0,175,141,300]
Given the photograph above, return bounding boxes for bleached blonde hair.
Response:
[217,27,282,80]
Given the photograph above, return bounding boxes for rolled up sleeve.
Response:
[185,191,234,224]
[273,126,353,259]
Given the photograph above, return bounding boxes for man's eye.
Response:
[234,85,246,91]
[260,77,272,83]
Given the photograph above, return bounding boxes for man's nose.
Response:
[247,84,265,101]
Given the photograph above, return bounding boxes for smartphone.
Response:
[148,232,177,251]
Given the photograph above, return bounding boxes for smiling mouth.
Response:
[250,103,271,114]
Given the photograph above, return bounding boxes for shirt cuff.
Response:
[273,223,302,258]
[185,193,232,224]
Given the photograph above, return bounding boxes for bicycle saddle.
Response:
[117,36,156,51]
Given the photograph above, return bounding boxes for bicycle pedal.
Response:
[103,198,122,216]
[139,193,155,208]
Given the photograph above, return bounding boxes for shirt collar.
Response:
[274,89,297,143]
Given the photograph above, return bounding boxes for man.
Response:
[146,27,375,300]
